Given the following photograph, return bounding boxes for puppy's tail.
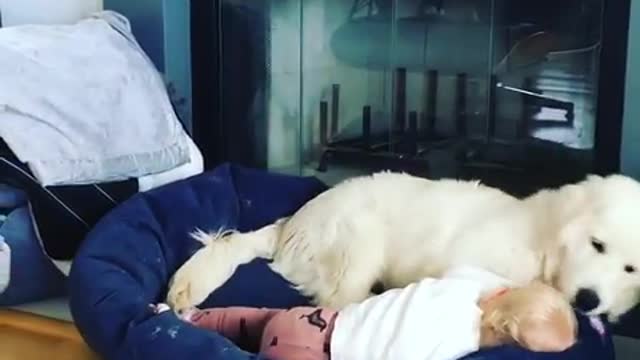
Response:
[190,220,283,277]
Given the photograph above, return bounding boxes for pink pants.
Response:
[186,306,338,360]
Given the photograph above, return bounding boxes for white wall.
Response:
[0,0,102,26]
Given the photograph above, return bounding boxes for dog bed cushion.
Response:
[69,164,615,360]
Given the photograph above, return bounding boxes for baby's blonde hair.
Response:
[481,281,577,352]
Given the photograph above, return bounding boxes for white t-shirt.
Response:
[331,266,512,360]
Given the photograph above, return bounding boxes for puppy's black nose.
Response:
[574,288,600,312]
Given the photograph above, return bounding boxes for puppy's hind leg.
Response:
[167,223,281,312]
[314,244,385,309]
[315,226,386,309]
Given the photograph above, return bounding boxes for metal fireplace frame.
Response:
[190,0,631,179]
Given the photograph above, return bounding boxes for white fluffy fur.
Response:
[167,172,640,321]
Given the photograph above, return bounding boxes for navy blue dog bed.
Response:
[69,164,615,360]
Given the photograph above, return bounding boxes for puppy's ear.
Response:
[556,194,594,251]
[556,183,590,215]
[556,180,596,247]
[529,279,547,287]
[542,247,564,284]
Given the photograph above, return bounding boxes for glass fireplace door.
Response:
[197,0,627,196]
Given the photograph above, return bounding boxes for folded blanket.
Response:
[138,135,203,192]
[0,11,190,186]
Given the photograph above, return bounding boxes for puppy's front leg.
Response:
[167,224,280,312]
[166,240,234,313]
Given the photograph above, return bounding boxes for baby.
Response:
[159,266,577,360]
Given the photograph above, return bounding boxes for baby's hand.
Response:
[176,306,200,322]
[149,303,199,321]
[149,303,171,314]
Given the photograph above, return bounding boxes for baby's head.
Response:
[478,281,577,352]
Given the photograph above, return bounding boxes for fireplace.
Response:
[190,0,630,196]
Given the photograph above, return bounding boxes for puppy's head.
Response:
[552,175,640,321]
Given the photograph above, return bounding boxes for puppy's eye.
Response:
[591,237,606,254]
[624,265,636,274]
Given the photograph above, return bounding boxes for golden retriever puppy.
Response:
[167,173,640,321]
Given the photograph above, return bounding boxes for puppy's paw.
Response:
[167,233,246,313]
[166,278,193,313]
[167,271,216,314]
[166,251,216,313]
[149,303,171,314]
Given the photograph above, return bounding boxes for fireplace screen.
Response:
[200,0,622,196]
